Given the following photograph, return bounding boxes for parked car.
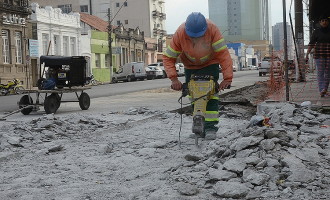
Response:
[148,62,166,78]
[112,62,147,83]
[175,63,185,76]
[259,56,282,76]
[145,65,164,79]
[248,65,258,70]
[145,67,156,80]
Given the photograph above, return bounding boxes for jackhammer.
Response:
[181,74,219,145]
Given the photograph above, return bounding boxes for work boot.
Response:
[188,132,205,139]
[204,130,217,140]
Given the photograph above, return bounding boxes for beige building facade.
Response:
[0,0,31,87]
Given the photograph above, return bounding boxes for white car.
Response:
[233,65,237,72]
[148,62,166,78]
[175,63,185,76]
[146,65,164,79]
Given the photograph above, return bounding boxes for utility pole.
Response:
[89,0,92,15]
[108,8,113,84]
[282,0,289,101]
[294,0,305,81]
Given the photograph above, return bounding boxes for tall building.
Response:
[208,0,271,43]
[272,22,294,59]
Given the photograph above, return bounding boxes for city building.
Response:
[29,3,81,85]
[208,0,271,43]
[80,12,145,83]
[32,0,166,61]
[272,22,294,60]
[0,0,30,87]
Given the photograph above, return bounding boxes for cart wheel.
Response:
[49,93,61,110]
[44,94,59,114]
[79,92,90,110]
[19,95,33,115]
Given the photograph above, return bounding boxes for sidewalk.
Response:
[268,72,330,107]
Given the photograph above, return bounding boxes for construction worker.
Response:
[163,12,233,140]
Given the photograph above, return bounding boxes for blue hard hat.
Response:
[185,12,207,38]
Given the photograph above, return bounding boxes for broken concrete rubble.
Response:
[0,99,329,199]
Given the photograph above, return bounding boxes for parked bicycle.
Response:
[0,78,25,96]
[86,74,101,86]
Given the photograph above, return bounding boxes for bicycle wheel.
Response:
[14,86,25,94]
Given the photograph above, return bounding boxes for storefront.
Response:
[0,0,30,88]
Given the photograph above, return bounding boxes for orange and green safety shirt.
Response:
[163,19,233,82]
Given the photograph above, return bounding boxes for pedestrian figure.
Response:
[306,14,330,97]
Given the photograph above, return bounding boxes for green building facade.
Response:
[91,30,116,83]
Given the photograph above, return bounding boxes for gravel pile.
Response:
[171,102,330,199]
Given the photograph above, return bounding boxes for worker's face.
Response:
[319,19,329,28]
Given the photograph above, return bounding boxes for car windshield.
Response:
[148,64,158,67]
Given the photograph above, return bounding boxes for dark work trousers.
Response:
[184,63,220,132]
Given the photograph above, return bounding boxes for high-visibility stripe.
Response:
[164,46,181,58]
[210,95,219,100]
[205,111,219,121]
[188,95,219,101]
[184,52,196,62]
[205,118,219,122]
[200,54,210,63]
[212,38,227,52]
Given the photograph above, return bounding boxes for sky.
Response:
[165,0,295,34]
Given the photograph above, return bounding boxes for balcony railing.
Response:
[152,10,159,18]
[160,30,167,36]
[159,13,166,20]
[0,3,30,14]
[153,28,160,36]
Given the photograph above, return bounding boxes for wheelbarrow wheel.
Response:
[79,92,90,110]
[19,95,33,115]
[44,94,59,114]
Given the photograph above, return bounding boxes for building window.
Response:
[124,2,128,6]
[116,3,119,7]
[54,35,60,56]
[125,20,128,25]
[58,4,72,13]
[80,5,88,13]
[63,36,69,56]
[70,37,76,56]
[42,33,49,55]
[105,54,110,68]
[15,32,22,64]
[95,53,100,68]
[117,20,121,25]
[2,30,10,64]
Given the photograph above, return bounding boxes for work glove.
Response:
[218,80,231,91]
[171,78,182,91]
